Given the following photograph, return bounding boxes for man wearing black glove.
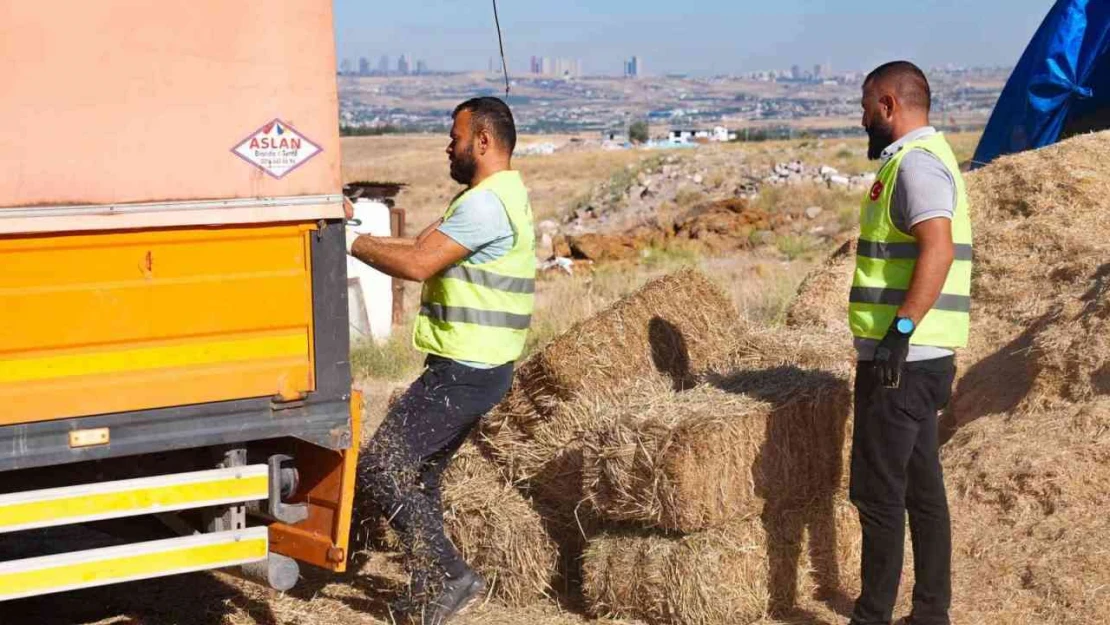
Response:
[847,62,973,625]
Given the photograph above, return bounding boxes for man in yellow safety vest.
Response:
[847,62,972,625]
[346,97,535,625]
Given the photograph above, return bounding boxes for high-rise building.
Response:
[415,60,428,75]
[625,56,642,78]
[813,63,823,80]
[339,58,353,75]
[791,64,802,80]
[378,55,390,74]
[358,57,371,76]
[397,54,410,75]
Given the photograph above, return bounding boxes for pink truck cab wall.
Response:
[0,0,344,234]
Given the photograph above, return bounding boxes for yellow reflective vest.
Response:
[849,132,973,348]
[413,170,536,364]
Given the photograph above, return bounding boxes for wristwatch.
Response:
[892,316,916,336]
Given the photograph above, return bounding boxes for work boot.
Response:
[423,568,486,625]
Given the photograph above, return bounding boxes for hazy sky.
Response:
[334,0,1052,76]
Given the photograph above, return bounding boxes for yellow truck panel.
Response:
[0,224,316,424]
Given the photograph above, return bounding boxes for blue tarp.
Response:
[973,0,1110,167]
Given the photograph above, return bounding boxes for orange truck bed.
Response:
[0,1,360,588]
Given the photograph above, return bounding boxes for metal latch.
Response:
[263,454,308,525]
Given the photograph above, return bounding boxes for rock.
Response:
[567,233,641,262]
[539,232,554,255]
[820,165,839,177]
[693,174,704,185]
[828,175,851,187]
[552,235,572,258]
[628,185,645,200]
[537,219,560,235]
[805,206,824,220]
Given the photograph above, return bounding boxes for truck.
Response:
[0,0,361,600]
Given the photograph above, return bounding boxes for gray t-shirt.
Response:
[856,127,957,362]
[436,188,516,368]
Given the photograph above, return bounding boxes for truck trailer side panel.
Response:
[0,0,342,230]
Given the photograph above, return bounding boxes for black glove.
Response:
[873,319,913,388]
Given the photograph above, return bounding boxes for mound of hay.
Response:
[948,131,1110,429]
[582,376,850,533]
[785,238,854,334]
[441,445,560,607]
[582,501,862,625]
[962,131,1110,353]
[1028,274,1110,404]
[942,399,1110,623]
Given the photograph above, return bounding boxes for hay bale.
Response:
[441,445,560,607]
[785,238,855,335]
[351,442,558,607]
[582,377,850,533]
[518,268,741,407]
[582,501,862,625]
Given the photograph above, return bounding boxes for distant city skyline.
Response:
[334,1,1050,77]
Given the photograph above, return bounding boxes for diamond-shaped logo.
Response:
[232,119,323,179]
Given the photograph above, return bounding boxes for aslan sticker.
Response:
[232,119,322,179]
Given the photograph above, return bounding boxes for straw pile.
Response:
[948,131,1110,431]
[941,399,1110,624]
[581,378,849,533]
[1027,274,1109,405]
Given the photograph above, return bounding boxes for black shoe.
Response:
[423,568,485,625]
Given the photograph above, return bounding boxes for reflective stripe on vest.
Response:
[849,287,972,313]
[419,303,533,330]
[849,132,973,348]
[440,265,536,294]
[856,240,974,262]
[412,170,537,365]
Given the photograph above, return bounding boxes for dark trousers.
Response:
[361,355,513,602]
[849,356,956,625]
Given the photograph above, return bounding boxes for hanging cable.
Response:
[491,0,511,96]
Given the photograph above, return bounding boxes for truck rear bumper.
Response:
[0,395,351,473]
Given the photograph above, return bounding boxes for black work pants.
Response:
[849,356,956,625]
[361,355,513,602]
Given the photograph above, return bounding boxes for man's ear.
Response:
[880,94,896,119]
[477,128,493,155]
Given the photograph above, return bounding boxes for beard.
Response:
[449,144,478,184]
[866,117,896,160]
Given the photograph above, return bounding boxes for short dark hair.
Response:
[453,97,517,153]
[865,61,932,113]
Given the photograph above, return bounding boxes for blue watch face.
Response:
[896,317,915,334]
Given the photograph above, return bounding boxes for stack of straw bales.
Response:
[476,268,859,624]
[577,325,855,624]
